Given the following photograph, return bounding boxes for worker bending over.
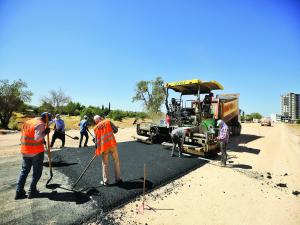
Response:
[93,115,122,186]
[15,112,51,199]
[170,127,190,157]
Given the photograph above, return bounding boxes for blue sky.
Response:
[0,0,299,116]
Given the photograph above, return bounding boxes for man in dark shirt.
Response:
[78,115,89,147]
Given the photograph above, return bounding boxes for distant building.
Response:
[270,114,281,123]
[281,93,300,122]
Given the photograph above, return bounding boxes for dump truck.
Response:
[134,79,241,156]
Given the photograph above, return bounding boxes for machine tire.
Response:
[150,126,160,144]
[136,124,142,135]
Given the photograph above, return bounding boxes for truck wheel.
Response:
[237,126,241,135]
[136,124,142,135]
[231,127,236,136]
[150,127,159,144]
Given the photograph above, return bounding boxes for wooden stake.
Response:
[143,163,146,210]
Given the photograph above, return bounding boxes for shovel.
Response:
[55,129,79,140]
[45,114,53,187]
[87,129,96,143]
[72,154,97,188]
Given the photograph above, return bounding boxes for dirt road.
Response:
[0,123,299,225]
[103,123,300,225]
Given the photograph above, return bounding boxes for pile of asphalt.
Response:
[51,141,207,223]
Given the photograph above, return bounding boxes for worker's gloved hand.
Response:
[45,127,50,135]
[92,138,96,143]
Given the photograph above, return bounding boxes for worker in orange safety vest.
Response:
[93,115,122,186]
[15,112,52,200]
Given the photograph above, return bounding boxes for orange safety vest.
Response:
[94,119,117,156]
[20,118,45,154]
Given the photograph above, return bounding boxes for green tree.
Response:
[132,76,166,114]
[250,112,262,119]
[38,101,55,114]
[41,89,71,114]
[65,101,85,116]
[0,79,32,129]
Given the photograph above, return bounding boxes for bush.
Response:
[107,110,148,121]
[108,110,126,121]
[297,119,300,124]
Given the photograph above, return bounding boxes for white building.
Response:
[281,93,300,122]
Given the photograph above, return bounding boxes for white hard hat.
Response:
[94,115,101,123]
[217,120,223,127]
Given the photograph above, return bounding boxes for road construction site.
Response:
[0,123,300,225]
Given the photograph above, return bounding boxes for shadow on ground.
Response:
[43,160,78,167]
[229,134,262,155]
[36,191,91,204]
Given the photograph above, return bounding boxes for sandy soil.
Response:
[0,127,135,157]
[1,123,299,225]
[101,123,300,225]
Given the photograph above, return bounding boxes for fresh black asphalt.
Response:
[51,141,208,223]
[1,141,208,225]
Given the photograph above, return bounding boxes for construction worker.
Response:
[170,127,189,157]
[93,115,122,186]
[15,112,52,199]
[78,115,89,148]
[50,114,65,148]
[216,119,229,166]
[202,92,214,118]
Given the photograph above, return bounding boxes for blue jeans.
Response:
[16,152,44,193]
[171,134,183,156]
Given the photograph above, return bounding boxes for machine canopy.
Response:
[166,79,224,95]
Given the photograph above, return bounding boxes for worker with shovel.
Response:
[50,114,65,148]
[15,112,52,199]
[78,115,89,148]
[94,115,122,186]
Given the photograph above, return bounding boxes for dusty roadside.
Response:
[99,123,300,225]
[0,127,135,157]
[0,124,299,225]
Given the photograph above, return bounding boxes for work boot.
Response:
[115,179,123,185]
[220,162,226,167]
[100,181,109,186]
[28,189,40,199]
[15,190,26,200]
